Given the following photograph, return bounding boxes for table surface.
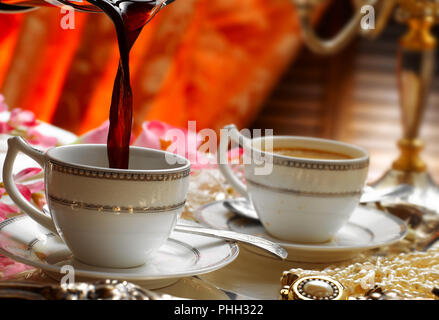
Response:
[0,128,438,300]
[1,168,438,300]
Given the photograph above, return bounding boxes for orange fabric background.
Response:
[0,0,301,135]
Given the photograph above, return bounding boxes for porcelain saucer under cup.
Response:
[2,137,190,268]
[0,214,239,289]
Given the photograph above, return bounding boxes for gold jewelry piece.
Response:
[280,272,347,300]
[0,279,175,300]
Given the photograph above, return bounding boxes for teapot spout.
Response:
[153,0,175,15]
[0,3,36,13]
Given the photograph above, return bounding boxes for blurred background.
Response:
[0,0,438,183]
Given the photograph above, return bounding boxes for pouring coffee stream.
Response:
[0,0,173,169]
[88,0,160,169]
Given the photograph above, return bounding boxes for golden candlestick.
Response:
[292,0,439,212]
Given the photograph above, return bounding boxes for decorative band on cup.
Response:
[48,160,191,182]
[252,153,369,171]
[48,194,186,214]
[246,179,362,198]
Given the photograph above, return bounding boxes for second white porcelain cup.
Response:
[218,125,369,243]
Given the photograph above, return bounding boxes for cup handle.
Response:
[3,137,58,234]
[217,124,249,198]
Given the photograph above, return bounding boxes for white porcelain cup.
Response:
[218,125,369,243]
[3,137,190,268]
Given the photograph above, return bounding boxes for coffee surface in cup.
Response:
[272,147,353,160]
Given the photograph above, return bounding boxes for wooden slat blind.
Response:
[252,21,439,183]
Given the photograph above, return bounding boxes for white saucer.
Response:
[195,201,407,263]
[0,215,239,289]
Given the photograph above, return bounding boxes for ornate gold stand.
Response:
[293,0,439,212]
[373,5,439,211]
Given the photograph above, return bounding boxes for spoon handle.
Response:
[174,225,288,260]
[360,184,413,203]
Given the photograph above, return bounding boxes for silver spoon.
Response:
[224,184,414,221]
[174,224,287,260]
[41,206,287,260]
